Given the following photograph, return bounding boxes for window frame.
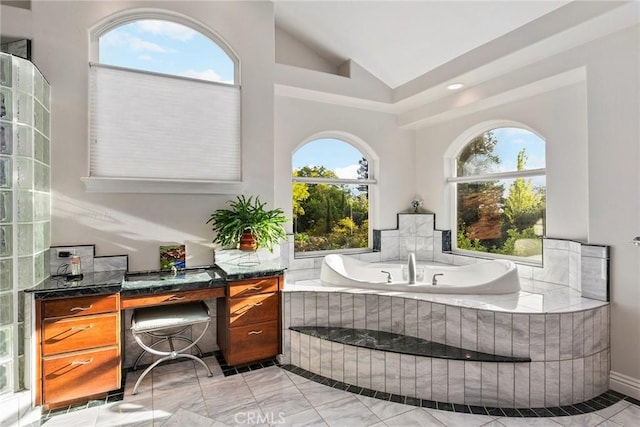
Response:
[444,121,546,264]
[84,9,242,194]
[292,133,377,257]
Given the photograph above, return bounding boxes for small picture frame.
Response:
[160,244,186,270]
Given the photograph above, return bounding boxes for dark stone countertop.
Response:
[25,262,285,299]
[213,259,286,281]
[290,326,531,363]
[23,270,127,299]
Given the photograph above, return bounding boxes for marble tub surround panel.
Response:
[398,213,435,261]
[283,290,610,406]
[581,245,609,302]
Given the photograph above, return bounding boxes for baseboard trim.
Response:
[610,370,640,399]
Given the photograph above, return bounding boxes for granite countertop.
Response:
[25,261,286,299]
[213,259,286,281]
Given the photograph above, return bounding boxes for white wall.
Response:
[2,1,275,271]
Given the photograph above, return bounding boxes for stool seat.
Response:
[132,301,211,333]
[129,300,214,395]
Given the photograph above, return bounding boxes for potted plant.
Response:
[207,195,287,252]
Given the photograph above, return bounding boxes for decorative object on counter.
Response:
[410,198,423,213]
[207,195,287,252]
[160,244,186,270]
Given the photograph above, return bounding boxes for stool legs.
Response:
[130,320,214,395]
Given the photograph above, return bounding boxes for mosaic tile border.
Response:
[281,364,640,417]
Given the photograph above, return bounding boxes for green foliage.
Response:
[457,142,544,258]
[207,195,287,252]
[457,131,500,176]
[503,149,545,232]
[292,165,369,252]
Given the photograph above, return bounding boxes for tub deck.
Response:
[286,272,606,314]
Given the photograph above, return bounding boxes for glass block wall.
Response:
[0,53,50,395]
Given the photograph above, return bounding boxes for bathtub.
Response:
[320,254,520,294]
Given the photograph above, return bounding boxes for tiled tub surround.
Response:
[281,289,609,408]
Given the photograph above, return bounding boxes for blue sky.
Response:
[99,20,234,83]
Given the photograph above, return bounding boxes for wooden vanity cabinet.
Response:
[217,275,283,366]
[35,294,121,409]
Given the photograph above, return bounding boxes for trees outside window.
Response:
[452,128,546,261]
[292,138,373,253]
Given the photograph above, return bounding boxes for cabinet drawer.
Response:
[43,294,118,319]
[120,287,224,310]
[43,313,118,356]
[43,346,120,406]
[229,293,278,327]
[228,277,279,298]
[227,320,279,365]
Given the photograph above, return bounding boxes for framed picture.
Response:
[160,244,186,270]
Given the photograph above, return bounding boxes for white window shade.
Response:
[89,63,241,182]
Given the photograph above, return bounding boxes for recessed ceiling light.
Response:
[447,83,464,90]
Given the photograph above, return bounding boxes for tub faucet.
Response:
[432,273,444,286]
[408,253,416,284]
[380,270,392,283]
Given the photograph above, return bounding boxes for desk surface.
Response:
[25,262,286,300]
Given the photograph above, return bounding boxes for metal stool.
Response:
[130,301,213,395]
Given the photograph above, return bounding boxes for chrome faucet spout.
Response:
[432,273,444,286]
[408,253,416,284]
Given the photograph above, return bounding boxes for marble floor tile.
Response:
[296,379,352,407]
[355,394,414,420]
[159,408,214,427]
[313,395,381,426]
[254,385,314,418]
[40,406,101,427]
[209,402,267,427]
[551,412,608,427]
[495,417,562,426]
[95,401,156,427]
[278,407,328,427]
[608,404,640,426]
[594,400,632,419]
[383,407,445,426]
[426,408,495,426]
[243,365,295,396]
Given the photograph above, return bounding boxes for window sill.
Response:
[81,176,243,194]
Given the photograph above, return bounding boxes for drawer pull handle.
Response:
[250,302,264,307]
[70,305,93,312]
[167,296,185,301]
[70,325,93,331]
[70,358,93,366]
[248,330,263,335]
[247,286,263,291]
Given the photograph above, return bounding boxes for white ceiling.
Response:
[274,0,571,89]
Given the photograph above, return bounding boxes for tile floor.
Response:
[39,355,640,426]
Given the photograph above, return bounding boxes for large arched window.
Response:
[292,137,375,254]
[85,12,241,191]
[448,126,546,262]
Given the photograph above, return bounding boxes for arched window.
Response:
[448,126,546,262]
[85,12,241,191]
[292,137,375,254]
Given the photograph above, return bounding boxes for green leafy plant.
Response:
[207,195,287,252]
